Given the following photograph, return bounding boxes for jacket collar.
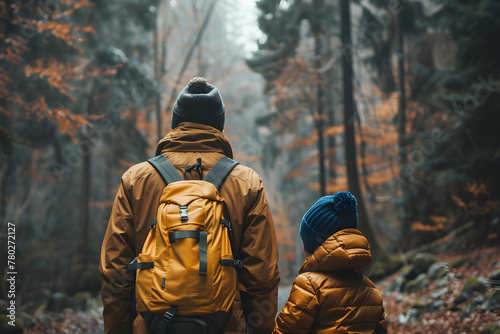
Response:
[299,229,372,274]
[156,122,234,158]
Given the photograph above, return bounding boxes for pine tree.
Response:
[417,0,500,230]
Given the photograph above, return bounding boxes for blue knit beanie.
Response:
[171,77,225,132]
[299,191,358,254]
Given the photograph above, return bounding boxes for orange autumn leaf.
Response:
[360,132,398,146]
[464,179,490,197]
[326,184,348,193]
[24,59,79,98]
[0,69,10,98]
[308,182,320,191]
[411,222,444,232]
[283,168,306,180]
[0,34,29,63]
[429,215,450,224]
[363,168,397,187]
[286,132,318,151]
[75,25,96,33]
[323,125,344,136]
[437,236,454,243]
[6,95,24,107]
[450,194,467,209]
[57,0,96,19]
[26,96,91,142]
[302,154,319,167]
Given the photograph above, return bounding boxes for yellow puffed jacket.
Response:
[273,229,387,334]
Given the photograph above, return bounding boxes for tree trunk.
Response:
[13,152,32,226]
[156,0,172,139]
[356,111,374,201]
[81,135,90,271]
[397,0,409,236]
[0,157,11,223]
[165,0,218,114]
[324,33,337,185]
[327,105,337,185]
[0,1,16,224]
[193,0,207,77]
[340,0,388,262]
[154,8,162,141]
[81,89,95,272]
[314,33,326,197]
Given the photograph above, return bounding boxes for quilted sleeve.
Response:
[99,171,136,334]
[273,274,319,334]
[375,307,388,334]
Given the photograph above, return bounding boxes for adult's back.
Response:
[99,78,280,334]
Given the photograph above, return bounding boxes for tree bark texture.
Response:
[340,0,388,262]
[397,0,409,235]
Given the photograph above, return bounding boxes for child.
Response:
[273,191,387,334]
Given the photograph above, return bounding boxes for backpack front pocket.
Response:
[163,232,214,314]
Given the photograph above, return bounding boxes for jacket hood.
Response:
[156,122,234,158]
[299,229,372,273]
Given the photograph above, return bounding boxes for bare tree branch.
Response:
[165,0,219,115]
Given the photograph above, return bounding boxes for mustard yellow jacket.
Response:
[99,123,280,334]
[273,229,387,334]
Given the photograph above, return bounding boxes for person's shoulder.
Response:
[292,272,321,293]
[360,274,378,289]
[303,271,332,285]
[121,160,156,182]
[231,161,261,177]
[301,271,364,292]
[228,162,264,186]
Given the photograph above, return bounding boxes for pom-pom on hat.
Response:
[171,77,225,132]
[299,191,358,254]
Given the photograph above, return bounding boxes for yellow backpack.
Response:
[127,155,243,334]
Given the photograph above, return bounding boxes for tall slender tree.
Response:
[314,32,326,196]
[396,0,409,235]
[340,0,388,262]
[248,0,337,196]
[165,0,219,115]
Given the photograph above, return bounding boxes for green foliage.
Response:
[366,255,403,280]
[397,0,500,245]
[482,290,500,312]
[0,315,24,333]
[463,276,490,294]
[451,257,467,268]
[481,322,500,334]
[411,253,437,272]
[249,0,337,83]
[95,45,128,67]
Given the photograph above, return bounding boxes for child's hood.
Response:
[299,229,372,273]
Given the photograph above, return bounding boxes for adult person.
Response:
[99,77,280,334]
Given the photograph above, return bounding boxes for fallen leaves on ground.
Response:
[379,246,500,334]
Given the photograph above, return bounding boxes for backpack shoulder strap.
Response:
[148,155,183,185]
[204,156,239,191]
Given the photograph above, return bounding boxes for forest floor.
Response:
[378,245,500,334]
[23,305,103,334]
[20,246,500,333]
